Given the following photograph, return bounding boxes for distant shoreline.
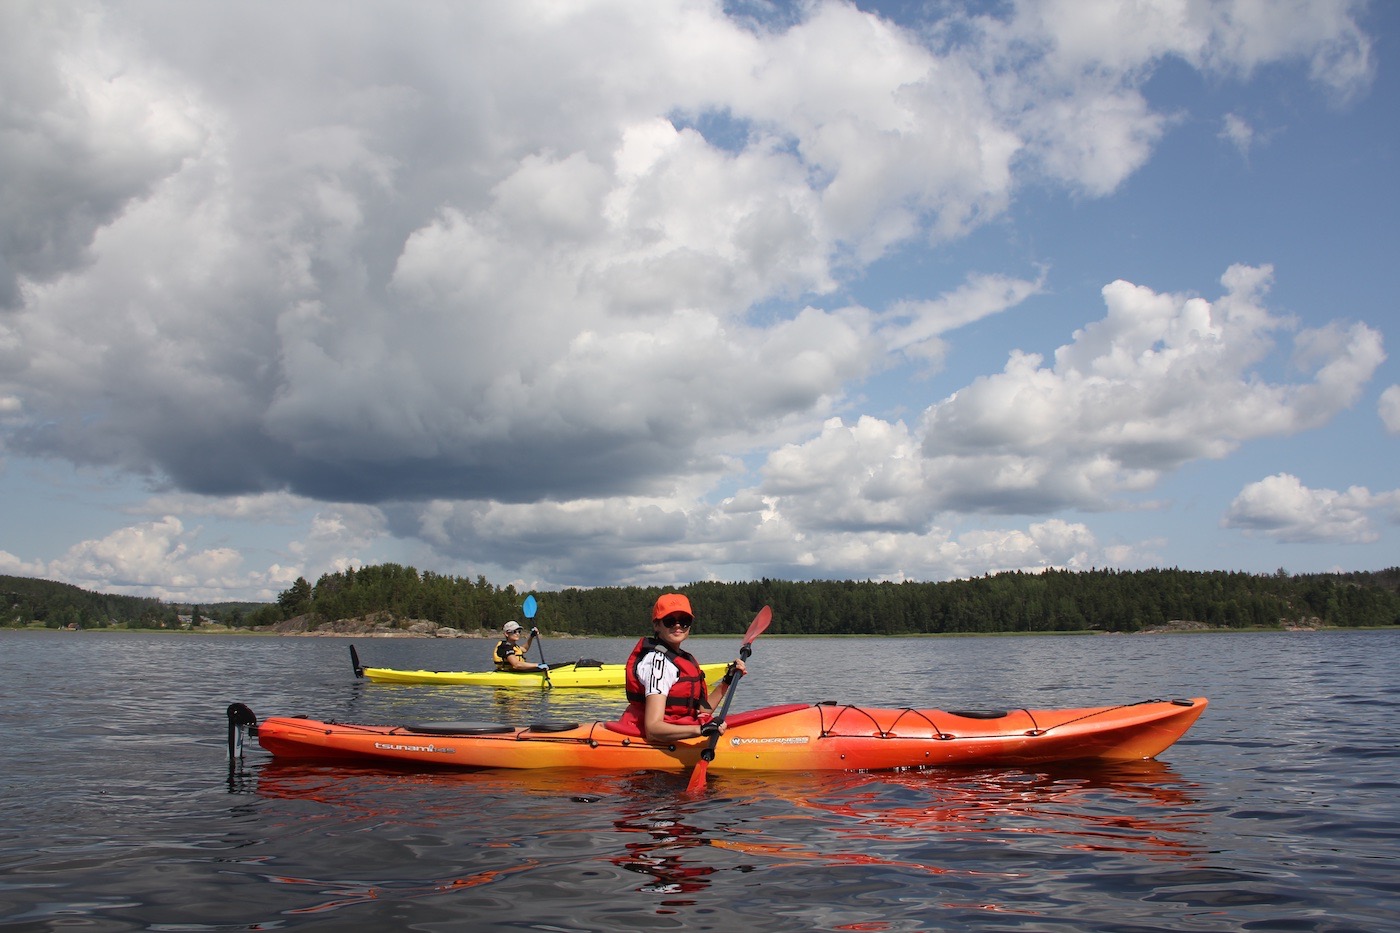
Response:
[6,622,1392,637]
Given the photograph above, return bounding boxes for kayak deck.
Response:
[358,661,731,688]
[242,697,1207,773]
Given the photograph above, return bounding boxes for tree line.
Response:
[7,565,1397,634]
[0,574,266,630]
[524,568,1400,635]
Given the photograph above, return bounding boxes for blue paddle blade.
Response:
[523,595,537,619]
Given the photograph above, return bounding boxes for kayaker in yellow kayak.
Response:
[493,621,548,674]
[621,593,747,744]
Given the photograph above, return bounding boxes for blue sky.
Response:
[1,0,1396,603]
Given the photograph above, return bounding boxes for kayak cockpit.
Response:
[602,702,812,737]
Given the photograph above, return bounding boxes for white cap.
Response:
[503,621,523,633]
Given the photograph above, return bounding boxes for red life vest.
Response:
[623,636,710,726]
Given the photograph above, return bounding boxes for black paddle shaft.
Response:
[698,642,752,763]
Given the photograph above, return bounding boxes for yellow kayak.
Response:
[350,644,728,689]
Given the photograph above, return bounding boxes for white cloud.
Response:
[5,516,253,601]
[763,416,932,533]
[1010,0,1373,97]
[377,455,1115,587]
[0,2,1386,596]
[742,260,1384,559]
[0,486,395,602]
[884,271,1046,370]
[4,3,1373,501]
[1220,112,1255,157]
[1224,473,1400,544]
[1378,385,1400,435]
[1202,0,1375,99]
[914,265,1382,511]
[0,2,209,307]
[975,0,1374,191]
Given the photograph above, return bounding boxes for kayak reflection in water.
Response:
[620,593,748,744]
[613,807,717,897]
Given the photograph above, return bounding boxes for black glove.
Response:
[722,662,737,686]
[699,720,721,739]
[530,627,539,637]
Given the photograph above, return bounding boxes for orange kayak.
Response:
[234,697,1207,773]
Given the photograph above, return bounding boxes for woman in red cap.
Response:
[621,592,747,743]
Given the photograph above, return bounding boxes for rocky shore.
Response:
[1133,618,1320,634]
[270,613,489,637]
[267,612,580,638]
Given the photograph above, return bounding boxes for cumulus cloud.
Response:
[1224,473,1400,544]
[741,263,1384,583]
[978,0,1373,190]
[0,486,391,601]
[8,3,924,506]
[0,1,1385,597]
[910,265,1382,512]
[0,516,250,601]
[1380,385,1400,435]
[0,3,208,309]
[764,416,932,534]
[1008,0,1373,97]
[10,0,1337,505]
[370,446,1113,588]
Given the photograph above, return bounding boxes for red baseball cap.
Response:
[652,593,693,621]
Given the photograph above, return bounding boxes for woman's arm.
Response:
[643,694,716,743]
[704,658,747,708]
[506,650,540,671]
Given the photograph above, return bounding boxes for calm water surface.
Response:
[1,629,1397,931]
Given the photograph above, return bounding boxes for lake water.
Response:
[1,628,1397,931]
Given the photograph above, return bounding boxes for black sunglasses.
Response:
[656,615,692,630]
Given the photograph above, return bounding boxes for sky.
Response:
[1,0,1397,605]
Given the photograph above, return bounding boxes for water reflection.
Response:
[240,755,1205,910]
[609,774,718,901]
[715,762,1205,863]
